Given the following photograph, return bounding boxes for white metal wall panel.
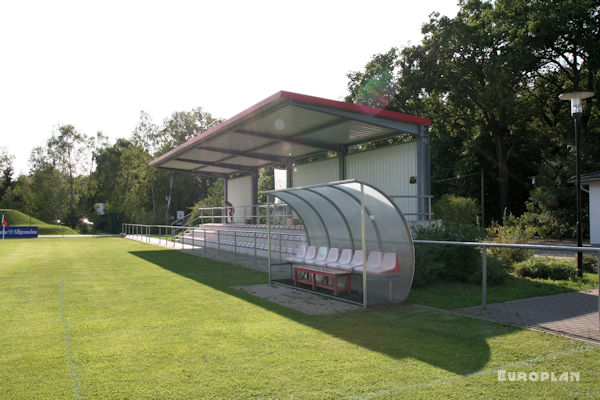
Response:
[346,142,419,219]
[590,182,600,245]
[227,175,252,222]
[292,158,339,187]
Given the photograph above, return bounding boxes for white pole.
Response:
[361,184,367,308]
[1,214,5,241]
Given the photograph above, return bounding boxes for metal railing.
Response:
[186,203,295,226]
[122,222,306,266]
[389,194,434,221]
[413,240,600,309]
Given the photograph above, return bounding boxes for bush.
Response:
[414,224,484,286]
[514,257,577,281]
[583,254,599,273]
[432,194,480,227]
[486,212,534,271]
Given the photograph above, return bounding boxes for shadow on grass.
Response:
[127,249,524,375]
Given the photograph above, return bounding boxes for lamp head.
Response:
[559,91,595,116]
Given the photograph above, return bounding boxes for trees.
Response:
[0,148,14,202]
[154,108,223,221]
[346,0,599,234]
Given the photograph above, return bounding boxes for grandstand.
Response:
[140,90,432,306]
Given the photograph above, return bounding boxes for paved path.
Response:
[455,289,599,344]
[233,284,361,315]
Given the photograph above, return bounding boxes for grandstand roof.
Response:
[149,91,432,177]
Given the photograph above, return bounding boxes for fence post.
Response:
[482,244,487,309]
[254,231,257,266]
[204,229,207,256]
[217,230,221,256]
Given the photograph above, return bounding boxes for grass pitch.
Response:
[1,238,598,399]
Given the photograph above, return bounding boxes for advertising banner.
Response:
[2,226,39,239]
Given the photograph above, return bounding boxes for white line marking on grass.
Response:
[59,279,82,400]
[346,345,595,399]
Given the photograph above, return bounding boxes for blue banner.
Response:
[2,226,39,239]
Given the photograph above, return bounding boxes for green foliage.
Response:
[432,194,479,227]
[486,213,534,271]
[257,166,275,204]
[414,224,508,286]
[583,254,599,273]
[189,179,224,224]
[514,257,578,281]
[346,0,600,231]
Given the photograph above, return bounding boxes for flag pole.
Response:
[1,214,5,241]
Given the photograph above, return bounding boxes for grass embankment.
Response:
[0,237,598,399]
[0,209,79,235]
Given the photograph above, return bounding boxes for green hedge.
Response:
[432,194,480,227]
[514,257,577,281]
[414,224,509,287]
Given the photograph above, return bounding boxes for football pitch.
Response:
[1,238,598,399]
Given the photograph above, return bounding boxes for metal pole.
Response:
[204,229,207,256]
[575,115,583,278]
[482,245,487,309]
[267,195,272,283]
[361,183,367,308]
[254,231,257,266]
[217,230,221,255]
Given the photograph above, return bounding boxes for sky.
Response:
[0,0,459,175]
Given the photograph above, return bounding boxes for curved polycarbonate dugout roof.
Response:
[264,179,414,258]
[150,91,431,177]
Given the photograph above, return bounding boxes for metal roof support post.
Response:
[361,183,368,308]
[416,125,431,220]
[286,158,294,188]
[338,145,347,181]
[224,176,228,203]
[251,170,259,224]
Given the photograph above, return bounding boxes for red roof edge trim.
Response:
[279,91,432,126]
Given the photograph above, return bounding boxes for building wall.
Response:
[227,175,252,222]
[292,157,339,187]
[346,142,419,219]
[290,142,420,220]
[590,182,600,246]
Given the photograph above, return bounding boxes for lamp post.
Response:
[559,90,595,279]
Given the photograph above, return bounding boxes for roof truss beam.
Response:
[155,166,229,179]
[175,158,257,173]
[197,146,289,164]
[289,100,424,136]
